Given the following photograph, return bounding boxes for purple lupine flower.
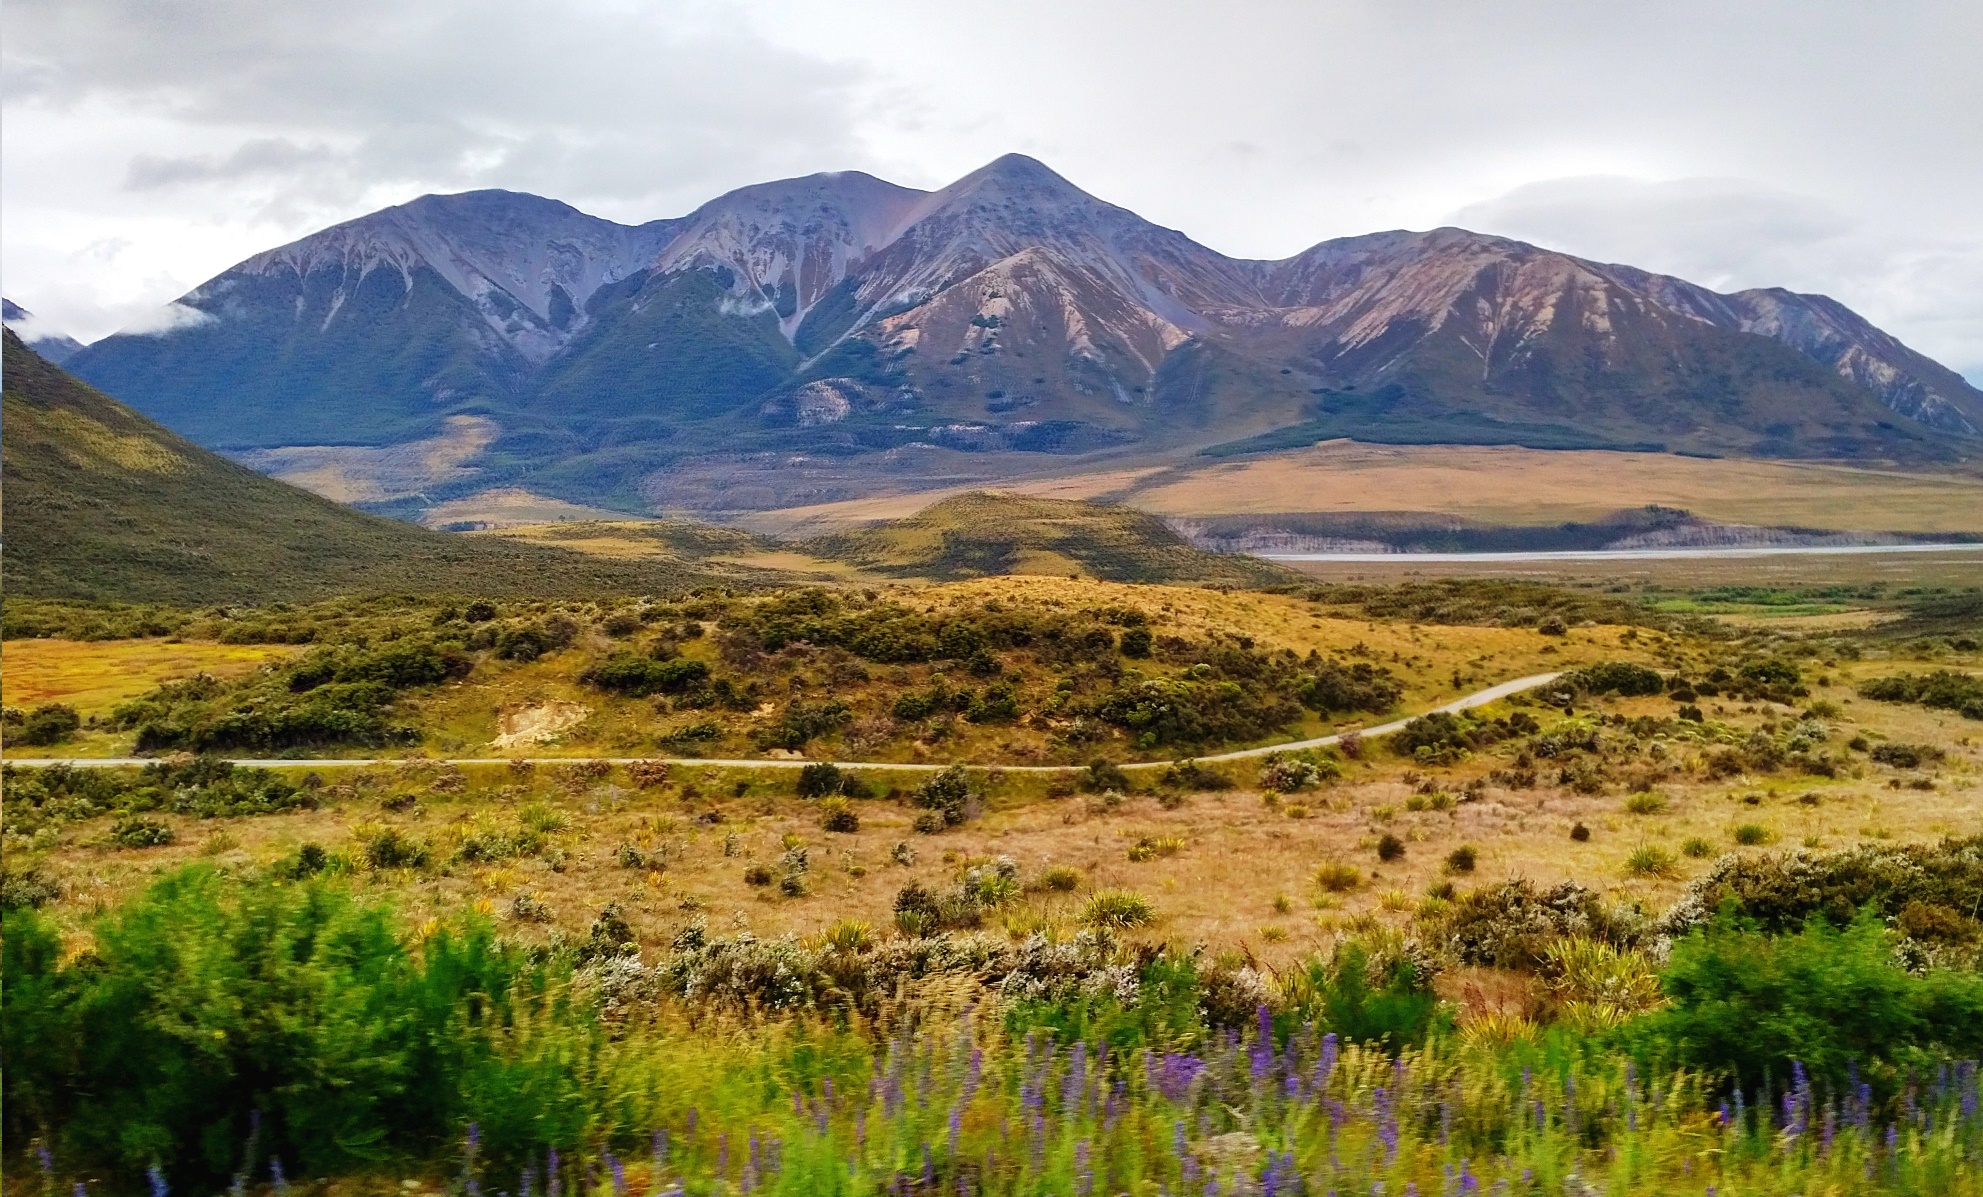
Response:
[948,1105,963,1156]
[609,1152,627,1197]
[716,1136,728,1179]
[1315,1033,1338,1096]
[547,1148,562,1197]
[1066,1041,1088,1111]
[922,1143,935,1189]
[74,1186,86,1197]
[1375,1087,1399,1161]
[1252,1006,1275,1080]
[1075,1139,1093,1197]
[1459,1159,1479,1195]
[146,1167,168,1197]
[519,1166,534,1197]
[1885,1123,1900,1152]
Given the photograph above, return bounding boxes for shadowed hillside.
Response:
[803,491,1296,585]
[0,331,730,603]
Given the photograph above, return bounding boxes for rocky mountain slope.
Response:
[66,156,1983,515]
[0,332,729,603]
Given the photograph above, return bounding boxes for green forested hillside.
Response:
[0,331,723,603]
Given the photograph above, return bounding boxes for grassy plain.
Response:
[12,639,1980,975]
[731,443,1983,537]
[2,639,301,716]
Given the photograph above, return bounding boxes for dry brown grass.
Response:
[22,644,1979,968]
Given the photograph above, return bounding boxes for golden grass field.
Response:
[733,443,1983,537]
[19,650,1979,972]
[2,638,299,716]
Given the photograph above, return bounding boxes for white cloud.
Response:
[114,301,216,336]
[3,0,1978,384]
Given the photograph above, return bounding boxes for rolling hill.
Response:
[0,331,737,603]
[800,492,1295,585]
[63,157,1983,520]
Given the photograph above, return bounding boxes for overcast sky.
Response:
[5,0,1979,380]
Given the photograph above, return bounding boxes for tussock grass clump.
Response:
[1314,861,1364,893]
[1624,791,1669,815]
[1624,844,1680,879]
[1082,889,1155,929]
[1732,822,1775,846]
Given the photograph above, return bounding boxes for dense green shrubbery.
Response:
[10,861,1983,1193]
[106,635,472,752]
[582,654,709,696]
[1,868,553,1187]
[1565,661,1665,697]
[2,758,315,838]
[1859,670,1983,718]
[1658,837,1983,946]
[1632,910,1983,1089]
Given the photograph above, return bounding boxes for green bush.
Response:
[1279,942,1444,1048]
[582,654,709,696]
[1632,910,1983,1088]
[796,761,845,798]
[1859,670,1983,719]
[17,702,81,745]
[912,765,976,827]
[0,868,545,1187]
[1567,662,1665,697]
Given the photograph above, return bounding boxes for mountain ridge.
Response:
[0,330,734,603]
[63,155,1983,516]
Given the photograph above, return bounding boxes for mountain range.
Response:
[51,154,1983,517]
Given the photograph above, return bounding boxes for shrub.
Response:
[796,762,844,798]
[1158,758,1232,791]
[1681,837,1714,858]
[1567,662,1665,697]
[1632,911,1983,1088]
[1082,889,1155,929]
[1859,670,1983,719]
[357,826,428,870]
[1278,941,1443,1047]
[1656,836,1983,940]
[1870,742,1944,769]
[109,815,175,848]
[583,655,709,697]
[17,703,81,746]
[818,797,859,833]
[1444,845,1477,874]
[743,863,775,886]
[1376,834,1405,862]
[1571,822,1591,842]
[1440,879,1641,968]
[912,765,976,828]
[1258,753,1337,792]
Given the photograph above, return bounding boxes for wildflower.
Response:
[146,1166,168,1197]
